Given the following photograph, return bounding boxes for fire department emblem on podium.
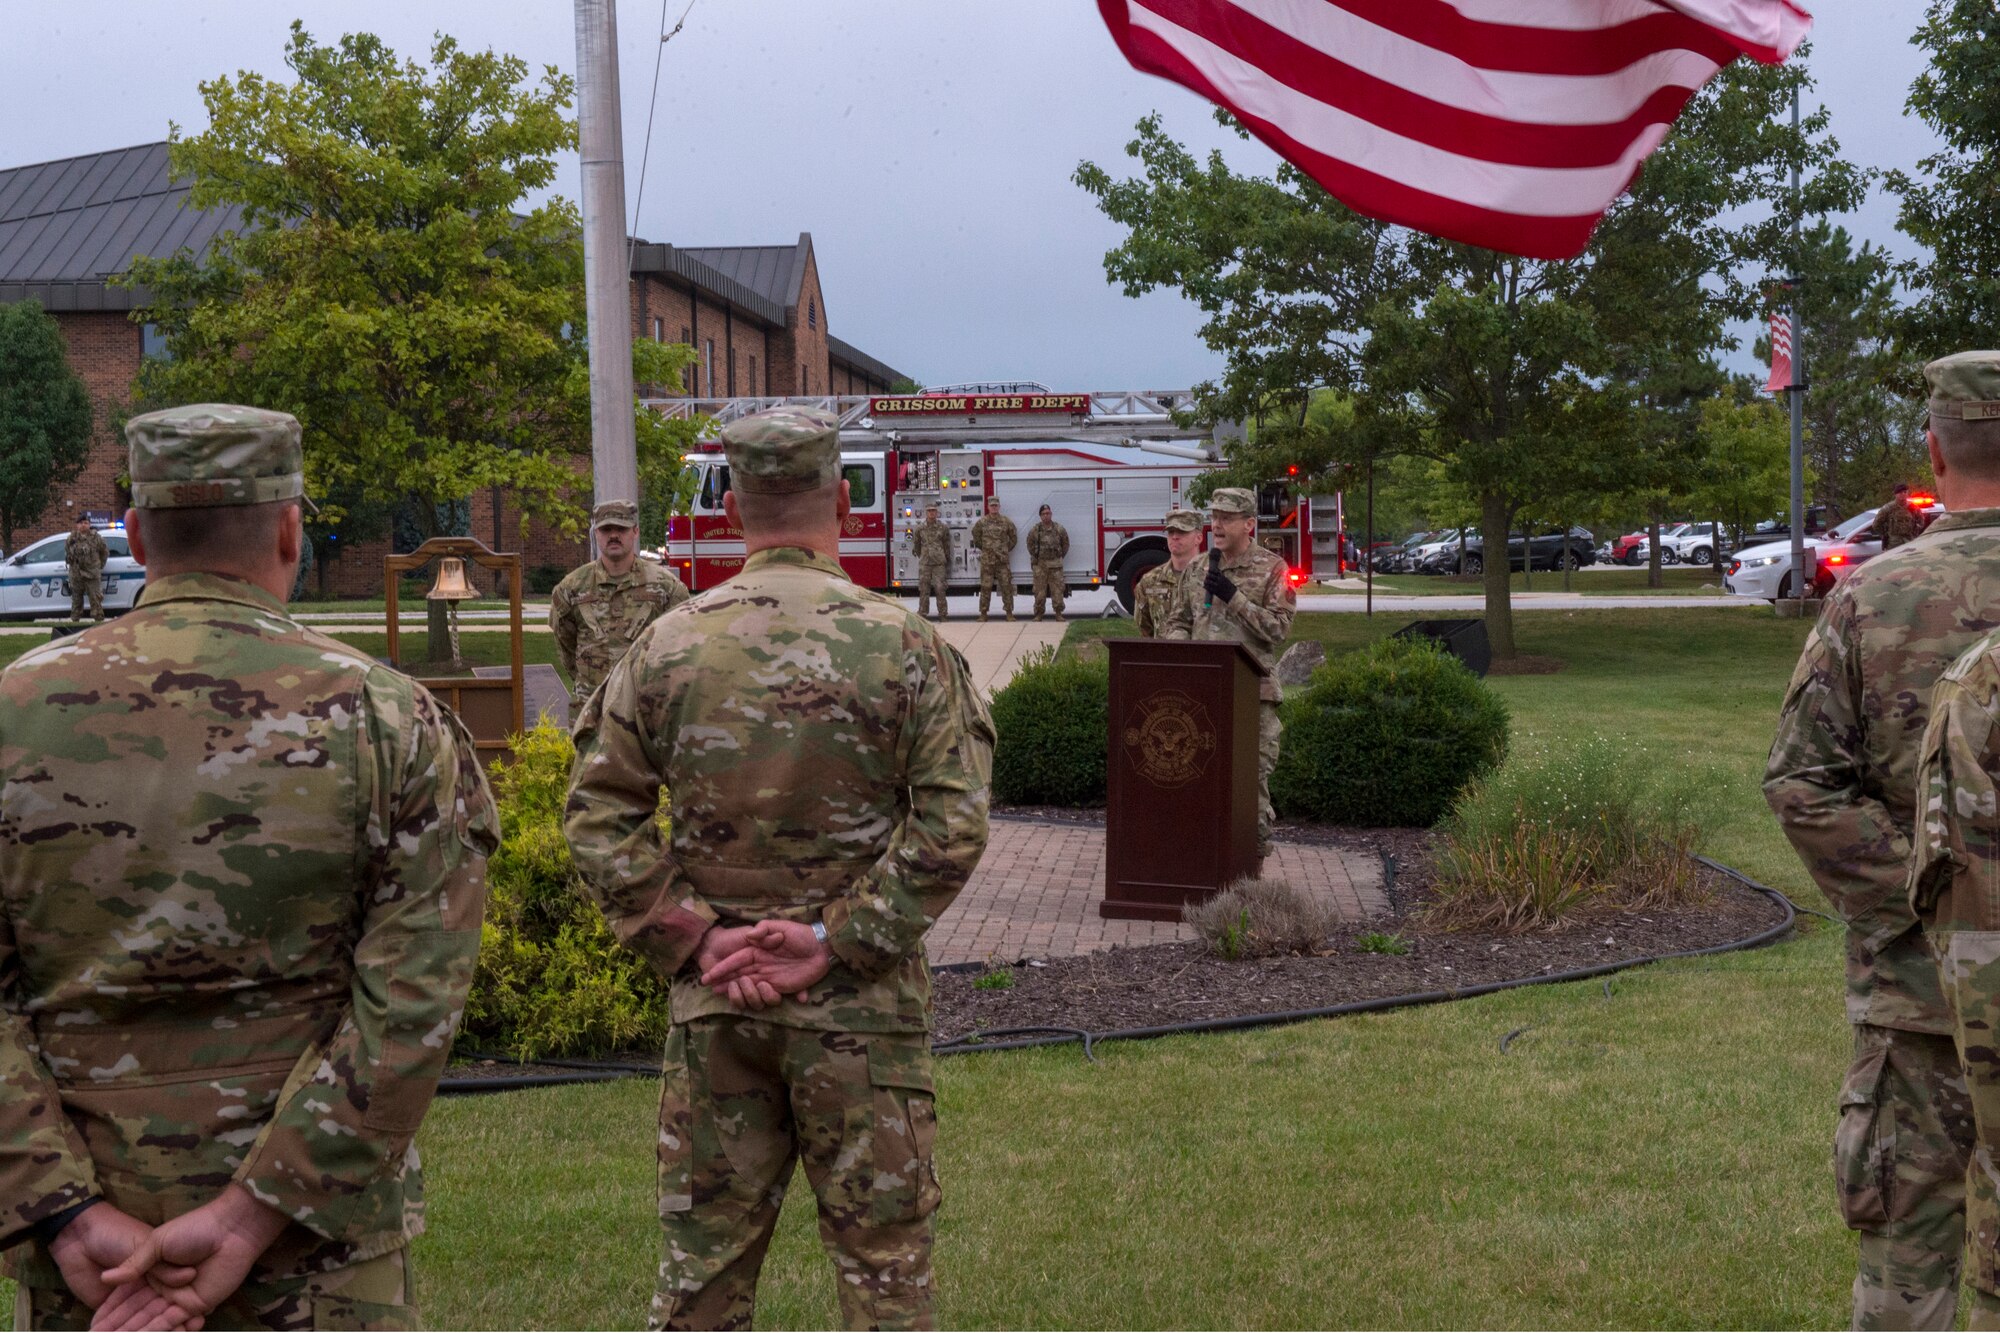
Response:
[1123,689,1214,789]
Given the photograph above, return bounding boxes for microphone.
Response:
[1205,549,1221,609]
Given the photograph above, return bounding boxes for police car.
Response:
[0,523,144,619]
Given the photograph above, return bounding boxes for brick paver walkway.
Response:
[929,817,1389,966]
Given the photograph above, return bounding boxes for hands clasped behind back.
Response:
[697,920,835,1010]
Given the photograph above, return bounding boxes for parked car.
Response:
[1723,505,1939,602]
[1458,527,1596,574]
[1634,521,1735,566]
[0,524,144,619]
[1411,529,1469,574]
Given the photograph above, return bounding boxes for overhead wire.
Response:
[626,0,699,276]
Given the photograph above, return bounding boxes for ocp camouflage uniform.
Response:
[1134,558,1194,639]
[910,518,952,620]
[0,403,498,1331]
[62,523,106,622]
[550,554,690,711]
[968,511,1017,621]
[1164,523,1296,861]
[1879,496,1922,551]
[1766,502,2000,1330]
[1911,631,2000,1329]
[1027,518,1068,619]
[565,406,994,1332]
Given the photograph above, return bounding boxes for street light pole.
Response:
[1786,85,1807,612]
[576,0,640,510]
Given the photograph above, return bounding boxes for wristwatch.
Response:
[811,920,829,946]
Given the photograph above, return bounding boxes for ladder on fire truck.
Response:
[638,389,1226,459]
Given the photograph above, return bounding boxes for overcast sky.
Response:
[1,1,1937,390]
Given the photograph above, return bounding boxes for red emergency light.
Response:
[1908,492,1937,506]
[1825,553,1847,565]
[1287,567,1306,586]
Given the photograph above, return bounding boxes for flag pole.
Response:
[1786,84,1807,614]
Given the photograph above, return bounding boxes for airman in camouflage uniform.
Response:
[550,499,690,712]
[1027,505,1068,620]
[1879,484,1923,551]
[0,404,498,1330]
[1165,488,1295,863]
[565,405,994,1332]
[1134,508,1203,638]
[968,498,1017,622]
[910,505,952,621]
[63,520,107,622]
[1766,352,2000,1330]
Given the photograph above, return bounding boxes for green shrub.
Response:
[1270,636,1509,827]
[459,722,673,1059]
[990,644,1109,806]
[1424,735,1725,932]
[526,563,568,595]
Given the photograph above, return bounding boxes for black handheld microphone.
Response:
[1205,549,1221,609]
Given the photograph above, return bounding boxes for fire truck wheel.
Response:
[1112,548,1169,615]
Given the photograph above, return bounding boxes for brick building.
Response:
[0,142,909,593]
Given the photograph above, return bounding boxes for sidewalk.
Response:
[928,818,1389,966]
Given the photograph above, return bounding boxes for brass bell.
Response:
[427,557,476,601]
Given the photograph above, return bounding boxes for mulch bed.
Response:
[934,821,1790,1044]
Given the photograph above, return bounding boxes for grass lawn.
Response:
[393,606,1857,1329]
[1320,567,1728,597]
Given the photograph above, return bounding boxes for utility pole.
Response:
[1786,84,1808,613]
[576,0,639,509]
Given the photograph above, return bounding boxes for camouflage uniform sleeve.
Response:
[1763,596,1906,922]
[1056,524,1070,559]
[233,680,496,1241]
[564,651,718,978]
[1162,571,1194,640]
[821,638,995,978]
[1226,562,1297,645]
[665,571,691,609]
[549,581,579,682]
[0,905,99,1248]
[1135,572,1158,639]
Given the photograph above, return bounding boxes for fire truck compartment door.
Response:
[994,474,1097,581]
[1102,474,1171,526]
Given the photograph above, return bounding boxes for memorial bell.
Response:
[427,557,476,601]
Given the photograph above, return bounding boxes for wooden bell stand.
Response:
[383,536,525,769]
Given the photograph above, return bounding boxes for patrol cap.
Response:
[718,406,840,495]
[1162,508,1203,533]
[591,499,639,530]
[1208,487,1257,516]
[125,404,304,510]
[1925,351,2000,422]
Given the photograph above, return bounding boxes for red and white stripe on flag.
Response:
[1765,310,1793,394]
[1095,0,1813,260]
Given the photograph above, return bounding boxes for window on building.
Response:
[703,339,714,397]
[652,317,664,342]
[139,323,171,361]
[800,366,809,394]
[808,298,817,331]
[682,327,693,392]
[750,355,758,395]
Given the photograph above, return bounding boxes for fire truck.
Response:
[653,390,1314,611]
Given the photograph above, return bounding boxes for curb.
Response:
[439,854,1798,1093]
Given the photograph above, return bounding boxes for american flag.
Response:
[1765,308,1794,394]
[1096,0,1813,260]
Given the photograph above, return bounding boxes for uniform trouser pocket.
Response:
[867,1037,942,1227]
[1836,1041,1893,1228]
[658,1027,694,1215]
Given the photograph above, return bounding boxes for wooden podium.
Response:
[1102,638,1263,921]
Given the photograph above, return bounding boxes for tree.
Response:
[1687,394,1797,554]
[122,25,702,643]
[1077,55,1856,657]
[0,300,93,556]
[1892,0,2000,362]
[1757,223,1913,518]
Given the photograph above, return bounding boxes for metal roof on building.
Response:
[0,143,243,311]
[0,146,907,381]
[679,237,812,314]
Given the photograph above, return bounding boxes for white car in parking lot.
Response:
[1724,505,1939,602]
[0,525,144,619]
